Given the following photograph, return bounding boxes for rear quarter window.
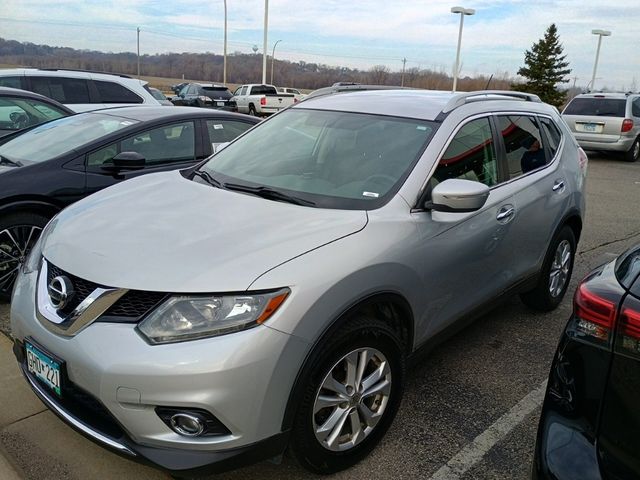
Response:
[564,98,626,117]
[94,80,143,104]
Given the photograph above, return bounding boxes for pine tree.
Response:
[516,24,571,108]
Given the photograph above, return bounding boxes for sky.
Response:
[1,0,638,90]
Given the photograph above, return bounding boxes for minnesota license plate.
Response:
[25,341,62,397]
[216,101,224,106]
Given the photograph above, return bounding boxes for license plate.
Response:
[216,101,224,107]
[577,122,603,133]
[25,341,62,397]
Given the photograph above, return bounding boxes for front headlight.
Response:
[22,215,58,274]
[138,289,290,344]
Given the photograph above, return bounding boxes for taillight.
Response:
[621,119,634,133]
[574,283,617,343]
[616,296,640,356]
[577,147,588,171]
[294,98,299,103]
[260,97,266,106]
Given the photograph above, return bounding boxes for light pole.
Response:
[450,6,475,92]
[223,0,227,84]
[590,29,611,92]
[262,0,269,84]
[270,39,282,85]
[136,27,140,78]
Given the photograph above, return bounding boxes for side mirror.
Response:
[101,151,146,172]
[427,179,489,213]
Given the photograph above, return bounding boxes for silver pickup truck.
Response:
[232,84,295,117]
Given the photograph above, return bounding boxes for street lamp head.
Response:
[591,29,611,36]
[451,6,475,15]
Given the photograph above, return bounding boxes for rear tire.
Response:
[290,316,405,474]
[520,226,576,312]
[248,104,257,116]
[0,212,49,302]
[624,137,640,162]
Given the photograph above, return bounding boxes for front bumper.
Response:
[10,270,309,474]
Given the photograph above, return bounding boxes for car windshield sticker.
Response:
[417,126,428,131]
[213,124,224,130]
[362,191,380,198]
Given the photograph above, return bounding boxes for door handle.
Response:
[496,207,515,221]
[552,180,565,192]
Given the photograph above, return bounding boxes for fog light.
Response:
[156,407,231,437]
[170,413,205,437]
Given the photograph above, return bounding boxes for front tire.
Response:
[290,317,405,474]
[624,137,640,162]
[0,212,49,302]
[520,226,576,312]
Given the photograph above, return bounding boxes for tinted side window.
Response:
[30,77,91,104]
[206,120,253,144]
[433,117,498,187]
[540,118,562,158]
[120,121,195,165]
[94,80,143,104]
[0,76,22,89]
[632,98,640,117]
[497,115,548,178]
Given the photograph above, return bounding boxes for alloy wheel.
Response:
[633,140,640,161]
[549,239,571,298]
[0,225,42,296]
[313,347,392,452]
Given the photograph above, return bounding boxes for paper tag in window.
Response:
[416,126,427,131]
[362,191,380,198]
[213,124,224,130]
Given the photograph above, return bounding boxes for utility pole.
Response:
[401,57,407,87]
[262,0,269,84]
[572,76,578,89]
[136,27,140,78]
[223,0,227,84]
[271,39,282,85]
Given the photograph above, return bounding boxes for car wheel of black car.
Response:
[290,316,405,474]
[624,136,640,162]
[0,212,49,302]
[248,105,258,117]
[520,225,576,312]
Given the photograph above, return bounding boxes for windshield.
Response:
[202,87,232,99]
[0,113,139,164]
[564,98,626,117]
[200,108,437,209]
[149,88,167,101]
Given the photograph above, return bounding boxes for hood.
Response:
[44,171,367,292]
[0,166,17,174]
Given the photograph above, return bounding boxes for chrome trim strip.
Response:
[36,260,128,337]
[22,366,136,456]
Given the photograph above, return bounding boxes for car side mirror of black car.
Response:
[101,151,146,173]
[424,179,489,213]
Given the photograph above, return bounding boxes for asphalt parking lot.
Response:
[0,153,638,480]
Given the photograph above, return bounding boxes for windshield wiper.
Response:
[0,156,22,167]
[224,183,316,206]
[192,169,224,188]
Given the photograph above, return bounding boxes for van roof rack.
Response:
[36,68,133,79]
[442,90,542,113]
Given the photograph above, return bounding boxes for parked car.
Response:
[171,83,236,111]
[0,87,73,137]
[0,106,258,299]
[147,87,173,106]
[232,83,295,116]
[10,90,586,476]
[0,68,163,112]
[562,92,640,162]
[277,87,306,102]
[533,245,640,480]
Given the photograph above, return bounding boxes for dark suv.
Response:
[172,83,237,111]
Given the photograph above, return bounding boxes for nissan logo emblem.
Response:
[48,276,74,310]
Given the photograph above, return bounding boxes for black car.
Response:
[172,83,237,111]
[533,245,640,479]
[0,87,73,137]
[0,106,259,299]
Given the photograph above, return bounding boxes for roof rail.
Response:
[36,68,133,79]
[442,90,542,113]
[303,84,412,102]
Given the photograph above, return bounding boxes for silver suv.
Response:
[10,90,587,476]
[562,92,640,162]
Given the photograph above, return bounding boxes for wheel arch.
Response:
[0,197,63,220]
[280,290,414,432]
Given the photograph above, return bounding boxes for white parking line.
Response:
[428,380,548,480]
